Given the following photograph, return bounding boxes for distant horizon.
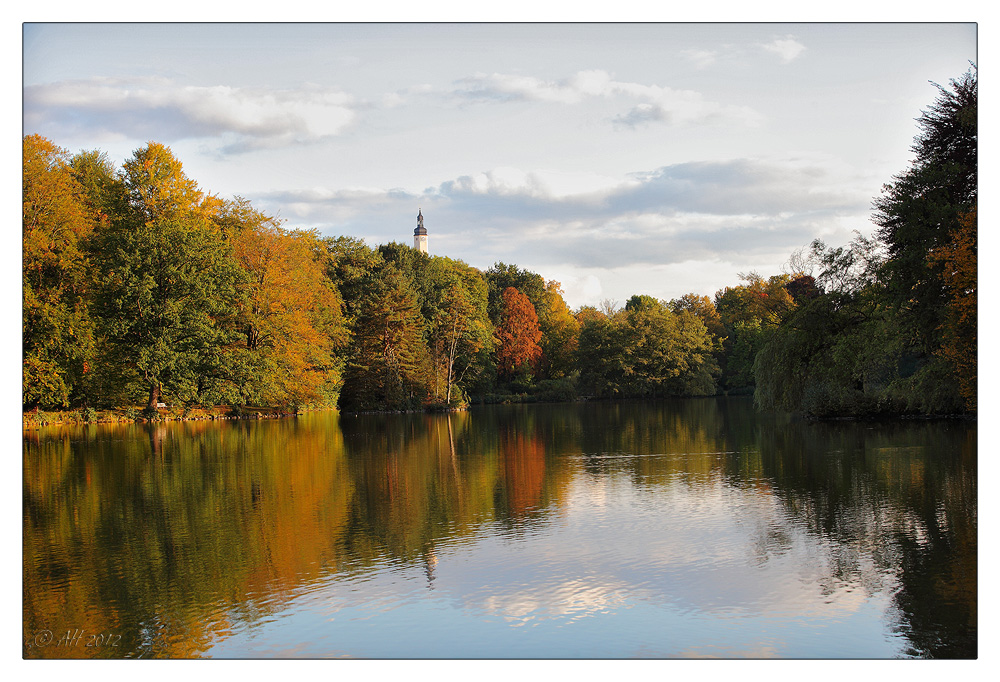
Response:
[22,22,977,308]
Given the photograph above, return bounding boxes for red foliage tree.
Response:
[496,287,542,381]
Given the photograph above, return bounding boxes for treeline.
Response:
[21,137,727,414]
[22,68,975,417]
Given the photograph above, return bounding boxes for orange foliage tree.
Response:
[538,280,580,379]
[929,205,977,411]
[22,135,98,407]
[496,287,543,381]
[215,198,347,407]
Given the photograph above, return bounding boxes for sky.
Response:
[21,21,977,309]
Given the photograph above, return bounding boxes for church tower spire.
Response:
[414,208,428,254]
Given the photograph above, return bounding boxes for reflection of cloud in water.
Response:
[481,578,630,626]
[465,471,897,625]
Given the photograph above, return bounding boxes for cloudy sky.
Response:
[22,22,977,308]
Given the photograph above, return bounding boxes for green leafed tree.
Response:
[754,236,900,417]
[91,142,245,410]
[756,68,978,418]
[578,298,718,399]
[339,263,432,411]
[430,276,494,405]
[870,66,976,412]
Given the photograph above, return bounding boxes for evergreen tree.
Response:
[339,263,431,411]
[873,66,976,355]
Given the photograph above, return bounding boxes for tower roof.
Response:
[414,209,427,236]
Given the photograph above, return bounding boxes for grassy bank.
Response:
[23,405,304,430]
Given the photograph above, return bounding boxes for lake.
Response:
[22,397,977,658]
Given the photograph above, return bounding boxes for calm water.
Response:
[23,398,976,659]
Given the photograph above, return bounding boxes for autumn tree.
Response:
[537,281,579,379]
[22,135,98,408]
[928,205,976,411]
[574,305,606,326]
[485,263,580,381]
[714,272,796,390]
[496,287,543,382]
[213,199,347,407]
[485,263,548,325]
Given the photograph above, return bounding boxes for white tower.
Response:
[414,209,428,254]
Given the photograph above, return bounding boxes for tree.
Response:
[92,143,245,410]
[578,299,717,399]
[496,287,543,382]
[669,293,726,341]
[537,281,579,379]
[22,135,98,408]
[714,272,796,390]
[928,205,976,411]
[214,199,347,407]
[624,294,660,312]
[431,278,493,404]
[864,67,977,413]
[339,264,431,411]
[873,66,976,356]
[784,275,821,304]
[485,263,548,325]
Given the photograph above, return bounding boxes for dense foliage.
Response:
[22,68,975,416]
[754,67,977,417]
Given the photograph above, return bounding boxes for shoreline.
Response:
[22,405,313,430]
[24,395,976,430]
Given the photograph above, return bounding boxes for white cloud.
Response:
[455,72,585,104]
[453,69,762,129]
[680,49,719,69]
[24,77,359,152]
[251,156,872,307]
[761,35,807,63]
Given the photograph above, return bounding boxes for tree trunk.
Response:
[147,382,161,410]
[446,335,458,404]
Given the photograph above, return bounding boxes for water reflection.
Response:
[23,399,976,658]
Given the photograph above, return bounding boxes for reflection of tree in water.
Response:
[740,415,977,658]
[336,408,572,562]
[497,427,548,519]
[24,417,354,658]
[24,401,975,658]
[560,397,976,658]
